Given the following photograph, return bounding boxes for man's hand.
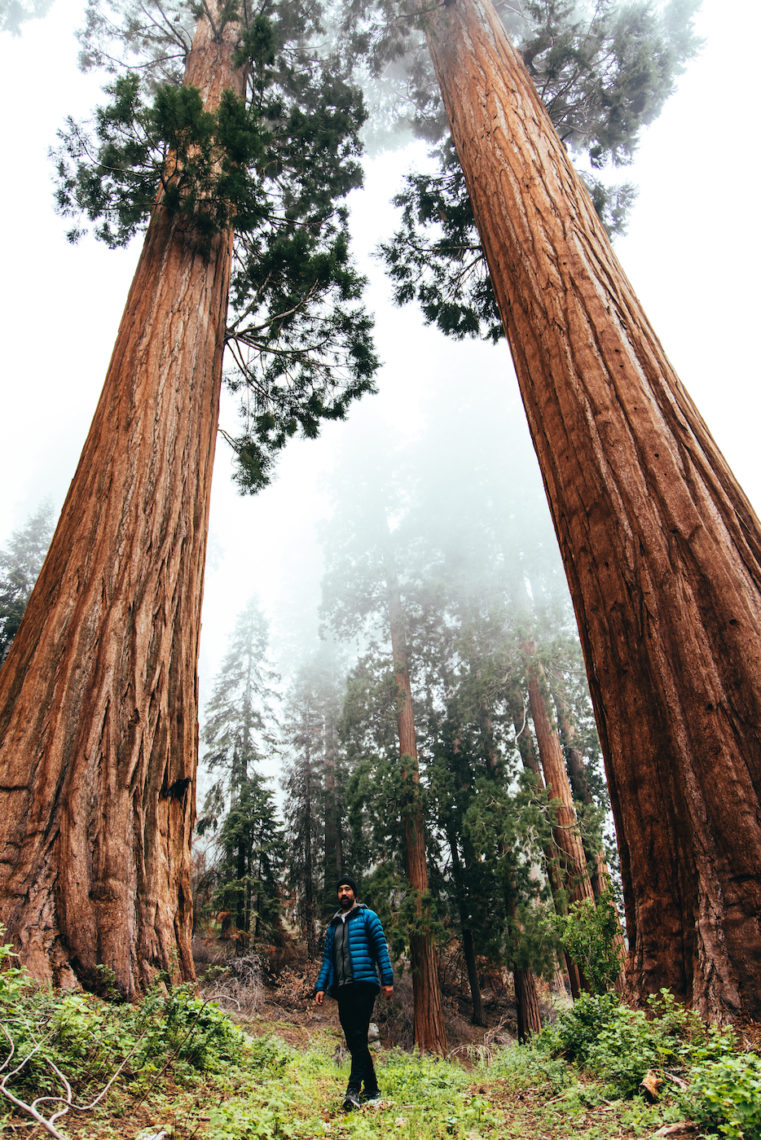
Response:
[314,990,325,1006]
[381,985,393,998]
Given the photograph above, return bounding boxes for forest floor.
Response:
[2,958,710,1140]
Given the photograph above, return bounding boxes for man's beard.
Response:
[339,896,353,910]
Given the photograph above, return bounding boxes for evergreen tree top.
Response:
[348,0,702,342]
[53,0,380,492]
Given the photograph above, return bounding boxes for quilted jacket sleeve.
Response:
[314,923,335,994]
[365,910,394,986]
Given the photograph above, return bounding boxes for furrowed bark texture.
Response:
[423,0,761,1021]
[386,563,448,1054]
[0,9,244,996]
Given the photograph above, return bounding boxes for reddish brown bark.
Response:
[422,0,761,1022]
[386,565,447,1054]
[553,688,624,966]
[526,655,594,911]
[513,966,542,1041]
[554,690,627,984]
[525,665,591,999]
[0,7,244,996]
[508,690,575,997]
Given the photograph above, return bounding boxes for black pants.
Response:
[336,983,378,1093]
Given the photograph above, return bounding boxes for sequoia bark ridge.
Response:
[0,5,245,996]
[422,0,761,1021]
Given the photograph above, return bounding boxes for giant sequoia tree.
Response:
[364,0,761,1023]
[0,0,376,995]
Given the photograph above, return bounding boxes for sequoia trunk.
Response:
[0,7,244,996]
[423,0,761,1021]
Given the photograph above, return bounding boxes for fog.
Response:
[0,0,759,750]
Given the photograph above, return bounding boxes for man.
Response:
[314,875,394,1110]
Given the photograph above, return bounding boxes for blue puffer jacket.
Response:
[315,904,394,997]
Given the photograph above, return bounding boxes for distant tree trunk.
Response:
[508,687,579,998]
[513,963,542,1042]
[385,559,447,1054]
[525,654,594,911]
[323,712,343,900]
[481,696,541,1036]
[553,691,627,990]
[422,0,761,1023]
[301,727,318,961]
[526,653,594,1000]
[552,695,606,897]
[447,826,485,1027]
[0,6,244,997]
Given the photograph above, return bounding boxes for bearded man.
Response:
[313,875,394,1110]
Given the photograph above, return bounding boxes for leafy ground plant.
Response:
[2,933,760,1140]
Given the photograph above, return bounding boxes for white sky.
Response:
[0,0,759,698]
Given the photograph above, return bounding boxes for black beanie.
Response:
[337,874,358,895]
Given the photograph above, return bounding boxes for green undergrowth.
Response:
[1,935,760,1140]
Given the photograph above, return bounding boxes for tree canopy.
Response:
[53,0,380,490]
[363,0,701,340]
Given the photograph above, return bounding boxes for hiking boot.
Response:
[342,1089,361,1112]
[363,1089,382,1103]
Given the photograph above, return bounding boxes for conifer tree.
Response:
[281,660,332,959]
[0,0,377,995]
[196,598,281,938]
[0,504,54,666]
[208,772,286,941]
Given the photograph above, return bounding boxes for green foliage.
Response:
[554,890,624,994]
[55,73,267,249]
[377,0,702,342]
[538,991,622,1065]
[0,930,250,1129]
[537,987,757,1125]
[518,0,702,167]
[688,1051,761,1140]
[4,945,760,1140]
[53,0,380,492]
[380,142,503,343]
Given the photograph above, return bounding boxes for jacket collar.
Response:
[331,902,366,924]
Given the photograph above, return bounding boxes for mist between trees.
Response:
[193,371,623,1048]
[1,0,760,1056]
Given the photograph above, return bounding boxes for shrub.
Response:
[556,890,624,994]
[687,1050,761,1140]
[536,991,621,1065]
